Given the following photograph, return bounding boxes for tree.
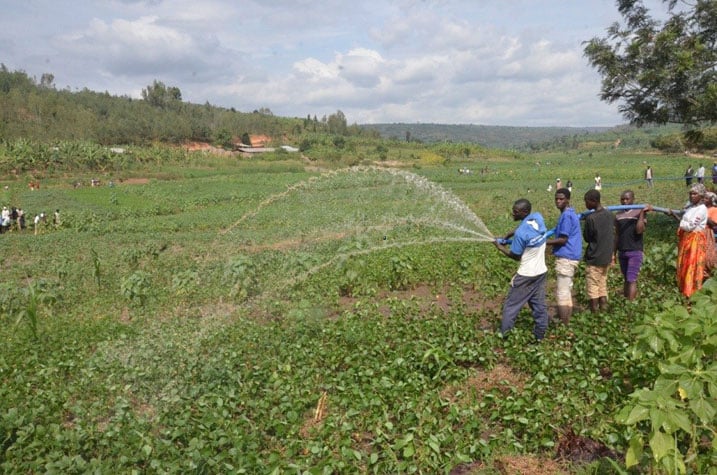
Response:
[327,110,348,135]
[141,80,182,109]
[39,73,54,89]
[584,0,717,128]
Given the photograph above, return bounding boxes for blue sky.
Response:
[0,0,669,127]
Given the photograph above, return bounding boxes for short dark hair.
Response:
[513,198,531,213]
[584,189,601,202]
[555,188,570,199]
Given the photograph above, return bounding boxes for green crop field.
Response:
[0,148,715,474]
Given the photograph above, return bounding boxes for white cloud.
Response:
[0,0,629,126]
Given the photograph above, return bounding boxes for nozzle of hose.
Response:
[495,238,508,245]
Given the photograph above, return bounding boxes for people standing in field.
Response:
[685,165,694,187]
[583,190,615,313]
[697,164,706,184]
[614,190,651,300]
[594,173,602,191]
[668,184,712,298]
[644,166,653,187]
[546,188,582,323]
[712,162,717,185]
[566,180,573,193]
[493,199,549,342]
[556,178,562,190]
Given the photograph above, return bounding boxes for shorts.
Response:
[618,250,643,283]
[555,258,579,306]
[586,265,609,299]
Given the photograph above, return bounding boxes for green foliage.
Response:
[651,133,685,152]
[90,248,102,289]
[616,279,717,473]
[223,256,259,301]
[121,270,152,307]
[13,280,58,340]
[0,149,713,473]
[213,128,233,149]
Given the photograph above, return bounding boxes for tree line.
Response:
[0,66,368,147]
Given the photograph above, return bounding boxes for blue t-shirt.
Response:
[510,212,547,254]
[511,212,548,277]
[552,207,582,260]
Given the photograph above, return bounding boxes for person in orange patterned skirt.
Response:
[668,184,711,298]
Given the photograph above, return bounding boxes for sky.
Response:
[0,0,669,127]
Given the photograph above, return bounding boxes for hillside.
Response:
[360,123,614,149]
[360,122,695,151]
[0,66,702,152]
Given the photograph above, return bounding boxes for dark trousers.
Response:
[501,272,548,340]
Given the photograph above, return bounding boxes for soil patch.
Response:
[450,455,568,474]
[121,177,150,185]
[440,363,528,404]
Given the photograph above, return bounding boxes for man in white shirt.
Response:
[697,164,705,184]
[493,199,549,342]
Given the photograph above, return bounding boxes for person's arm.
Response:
[666,209,682,221]
[614,220,620,260]
[546,236,567,246]
[493,240,521,261]
[635,205,651,234]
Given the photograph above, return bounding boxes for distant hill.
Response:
[360,123,616,150]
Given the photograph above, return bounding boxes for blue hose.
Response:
[584,204,678,217]
[495,204,679,245]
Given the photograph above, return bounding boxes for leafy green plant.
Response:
[90,248,102,288]
[171,269,199,296]
[388,254,415,290]
[616,279,717,474]
[121,270,152,307]
[223,256,259,301]
[14,280,58,340]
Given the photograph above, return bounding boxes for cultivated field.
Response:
[1,149,714,473]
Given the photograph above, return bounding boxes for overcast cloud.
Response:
[0,0,669,126]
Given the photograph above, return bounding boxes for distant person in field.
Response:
[705,192,717,238]
[546,188,582,324]
[556,178,562,190]
[697,164,705,184]
[712,162,717,185]
[34,212,45,235]
[615,190,651,300]
[16,208,24,231]
[703,191,717,273]
[667,184,712,298]
[593,173,602,191]
[1,206,10,231]
[583,189,615,313]
[53,209,61,229]
[685,165,694,187]
[644,166,653,188]
[566,180,573,192]
[493,198,549,342]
